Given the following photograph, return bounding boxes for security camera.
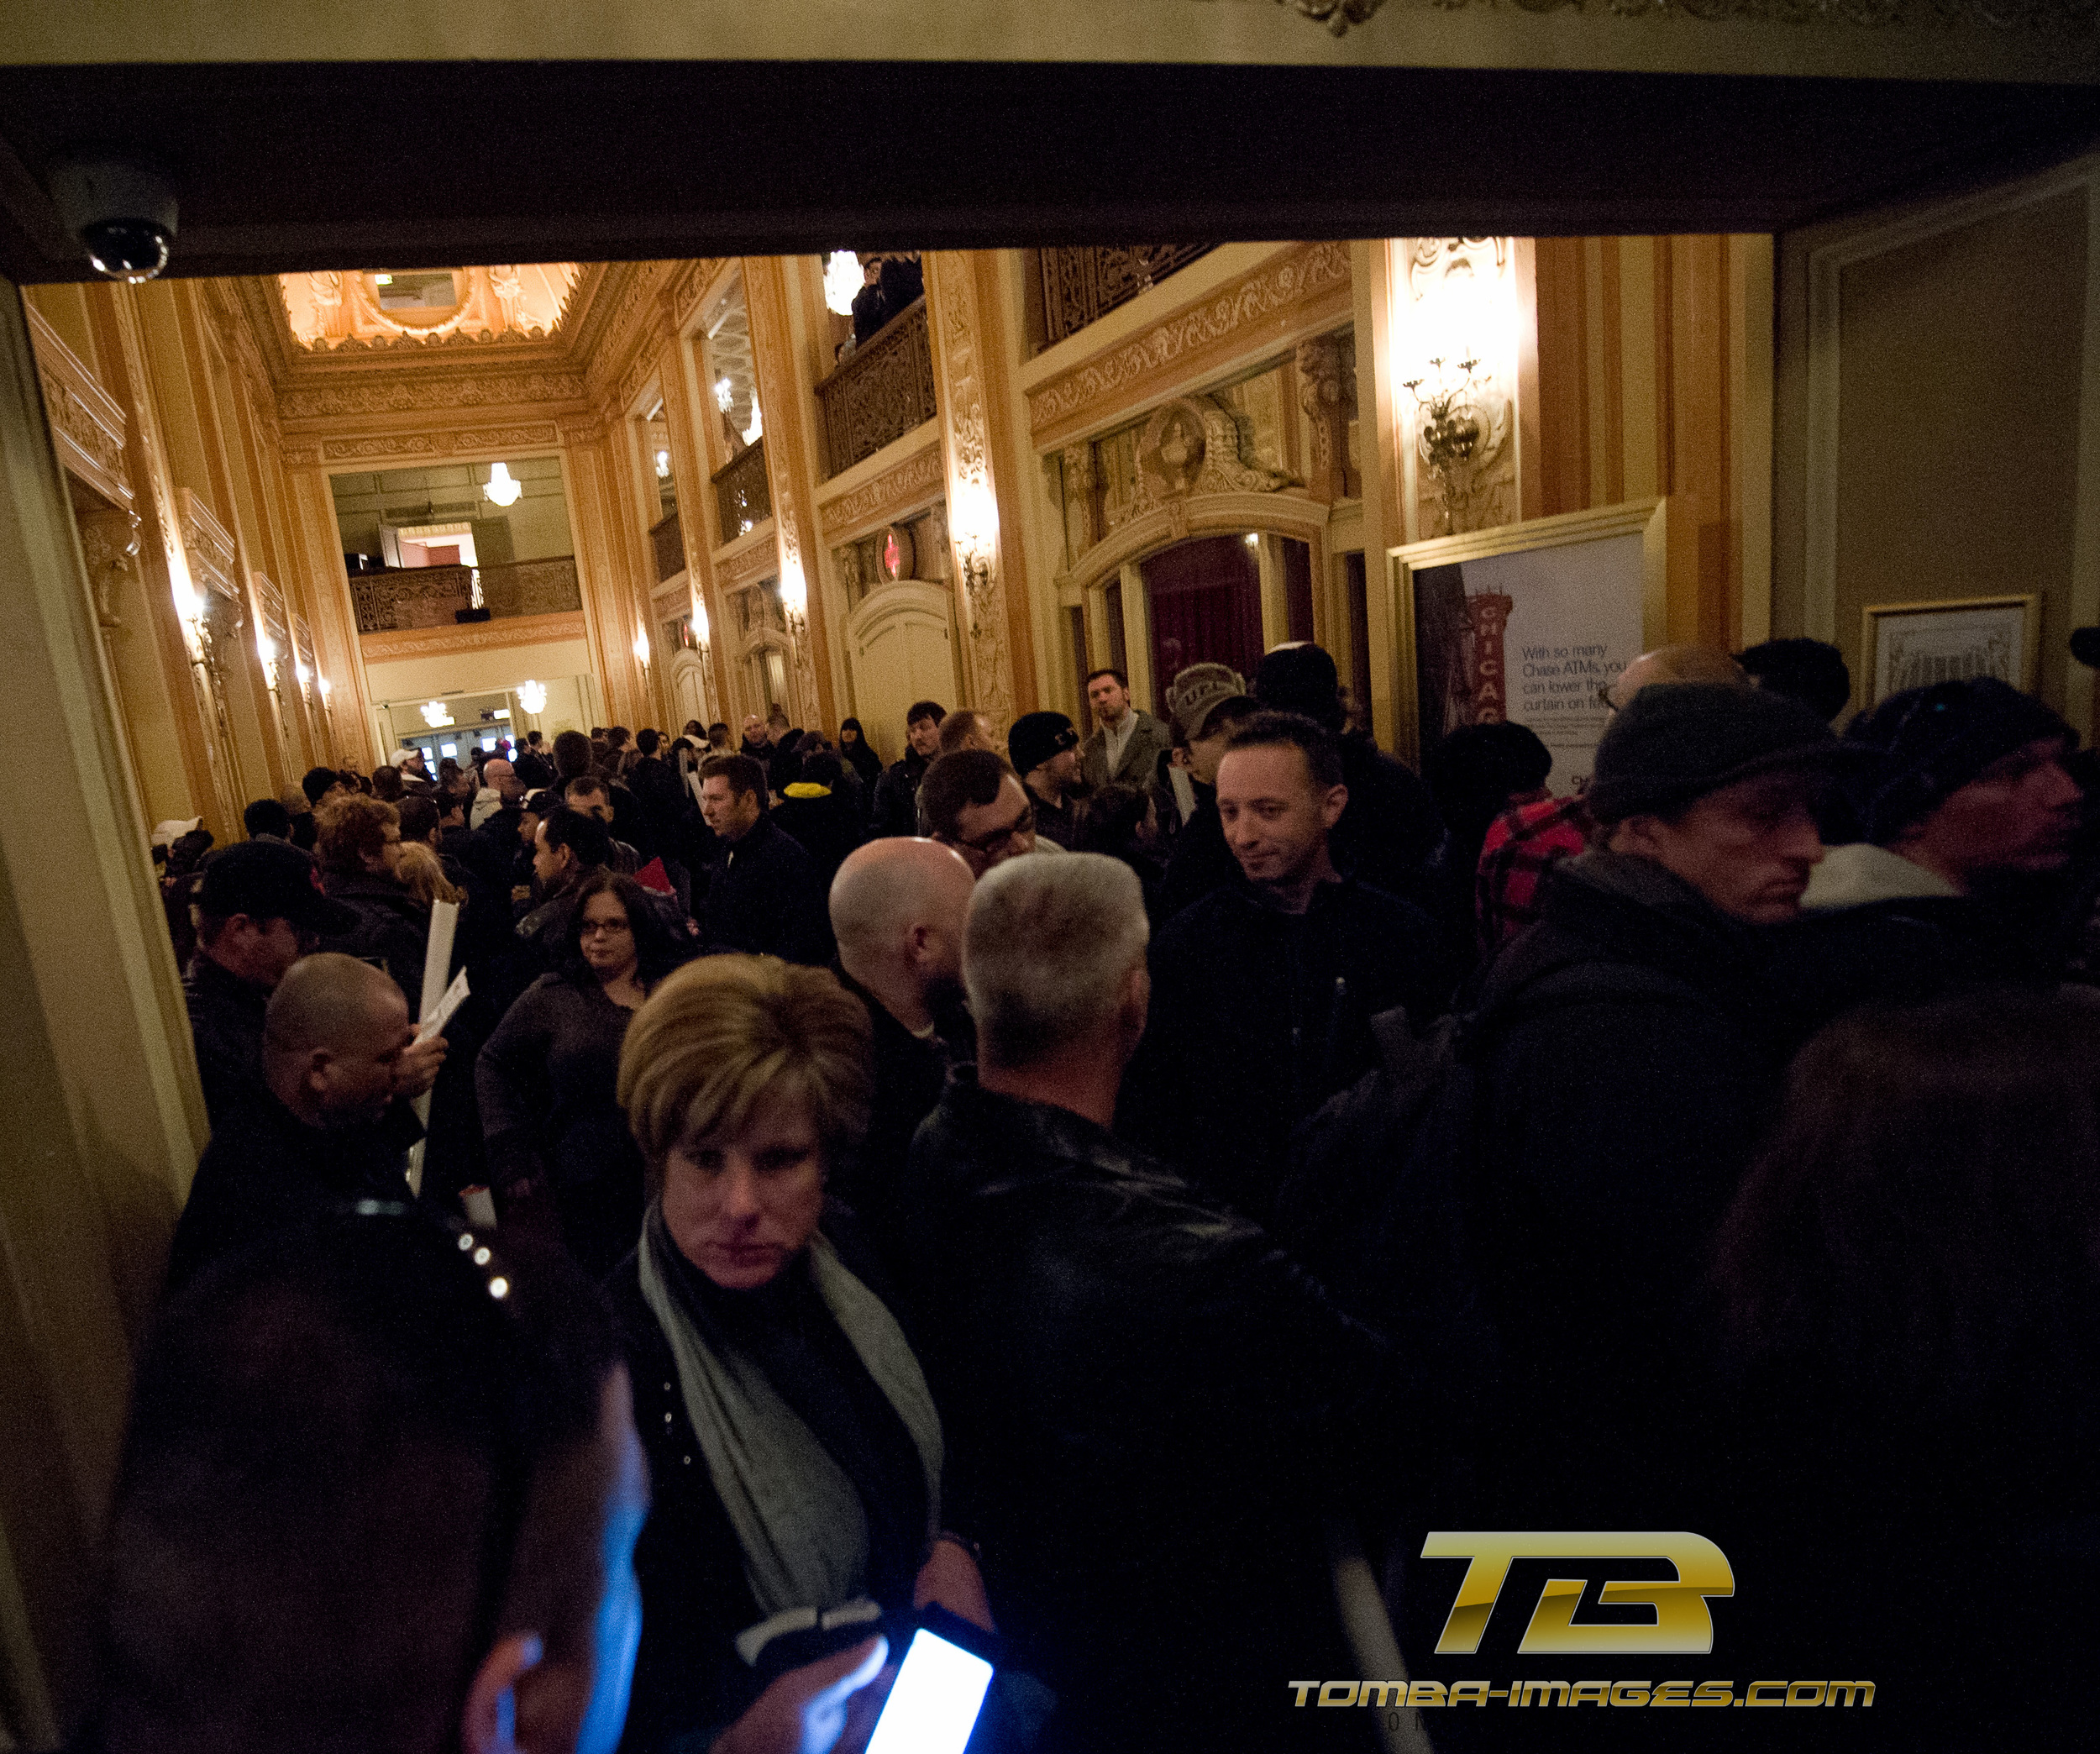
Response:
[45,155,178,283]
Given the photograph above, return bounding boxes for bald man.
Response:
[165,954,445,1293]
[827,838,976,1275]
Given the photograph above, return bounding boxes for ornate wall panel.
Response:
[816,430,943,543]
[25,307,132,510]
[1028,242,1353,449]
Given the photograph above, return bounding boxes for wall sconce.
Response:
[517,678,547,714]
[691,594,710,648]
[822,250,863,318]
[780,562,808,628]
[421,699,454,728]
[949,479,1000,638]
[1402,355,1496,537]
[255,629,280,692]
[633,628,651,670]
[293,656,312,699]
[483,461,523,508]
[317,675,332,705]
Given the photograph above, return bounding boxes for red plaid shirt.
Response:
[1476,795,1592,955]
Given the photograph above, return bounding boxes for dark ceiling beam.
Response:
[3,60,2097,283]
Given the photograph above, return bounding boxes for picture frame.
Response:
[1861,595,2041,706]
[1389,498,1671,788]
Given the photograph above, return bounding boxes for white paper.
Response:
[407,899,459,1198]
[417,967,470,1042]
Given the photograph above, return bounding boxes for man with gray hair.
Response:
[902,853,1389,1754]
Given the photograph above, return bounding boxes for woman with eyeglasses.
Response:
[477,868,687,1275]
[610,954,993,1754]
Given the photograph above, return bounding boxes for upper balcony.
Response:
[815,296,938,479]
[712,439,772,544]
[1032,246,1215,354]
[349,555,581,633]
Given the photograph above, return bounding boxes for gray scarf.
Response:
[638,1211,942,1661]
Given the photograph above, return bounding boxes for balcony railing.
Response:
[1037,245,1216,351]
[351,555,582,634]
[650,509,685,583]
[712,439,771,543]
[816,296,938,478]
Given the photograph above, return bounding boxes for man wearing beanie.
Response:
[1780,676,2082,1014]
[1252,642,1445,910]
[1008,709,1085,849]
[1457,682,1848,1526]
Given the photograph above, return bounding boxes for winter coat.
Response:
[900,1069,1390,1754]
[183,952,270,1126]
[1331,733,1446,913]
[703,816,832,966]
[318,869,431,1004]
[870,749,931,839]
[769,783,865,890]
[1126,873,1456,1224]
[1079,707,1173,792]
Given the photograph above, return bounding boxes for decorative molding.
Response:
[1265,0,1383,34]
[928,254,1016,728]
[1295,334,1348,496]
[77,507,141,629]
[25,307,133,508]
[322,433,440,461]
[1060,487,1331,599]
[357,610,588,662]
[177,489,241,601]
[816,433,944,542]
[1028,241,1353,448]
[279,370,586,422]
[717,525,780,588]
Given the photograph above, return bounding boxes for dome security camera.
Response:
[45,155,178,283]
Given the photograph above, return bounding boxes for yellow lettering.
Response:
[1288,1682,1318,1707]
[1318,1681,1358,1707]
[1360,1682,1405,1707]
[1569,1681,1610,1706]
[1520,1681,1571,1707]
[1826,1682,1876,1708]
[1407,1681,1446,1708]
[1651,1680,1691,1707]
[1746,1680,1787,1706]
[1422,1533,1734,1657]
[1611,1681,1651,1706]
[1788,1682,1826,1707]
[1693,1680,1735,1706]
[1448,1681,1491,1707]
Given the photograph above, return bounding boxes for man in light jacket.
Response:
[1079,667,1173,793]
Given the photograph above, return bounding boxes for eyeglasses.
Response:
[954,802,1034,854]
[580,917,633,937]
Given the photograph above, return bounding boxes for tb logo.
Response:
[1421,1531,1735,1655]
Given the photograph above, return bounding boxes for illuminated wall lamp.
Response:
[633,629,651,670]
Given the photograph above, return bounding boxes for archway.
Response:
[1138,531,1315,700]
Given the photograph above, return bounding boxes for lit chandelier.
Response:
[483,461,523,507]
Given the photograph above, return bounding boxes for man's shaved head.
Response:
[1612,644,1748,708]
[264,954,412,1126]
[829,839,974,1031]
[830,838,974,960]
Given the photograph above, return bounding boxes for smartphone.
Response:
[864,1610,996,1754]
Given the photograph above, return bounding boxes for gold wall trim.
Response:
[356,608,585,660]
[717,523,780,587]
[278,370,587,423]
[816,427,944,543]
[1027,241,1354,450]
[293,421,564,466]
[176,488,239,601]
[24,307,130,508]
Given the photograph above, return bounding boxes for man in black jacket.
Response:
[168,954,438,1291]
[827,836,975,1280]
[902,853,1389,1754]
[1254,641,1446,911]
[1460,682,1850,1529]
[869,699,944,838]
[697,753,832,964]
[183,838,361,1123]
[1129,711,1454,1225]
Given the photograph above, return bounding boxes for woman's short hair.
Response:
[314,794,400,875]
[965,853,1149,1068]
[619,956,873,1190]
[555,869,684,986]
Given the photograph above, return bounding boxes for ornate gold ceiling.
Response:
[277,264,582,353]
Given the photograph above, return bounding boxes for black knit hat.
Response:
[1253,643,1345,732]
[1587,683,1849,825]
[1843,677,2074,844]
[1008,711,1079,778]
[195,838,358,933]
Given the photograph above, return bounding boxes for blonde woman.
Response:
[391,839,463,911]
[610,954,990,1754]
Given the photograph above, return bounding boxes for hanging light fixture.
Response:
[742,398,764,448]
[517,679,547,714]
[482,461,523,507]
[714,376,733,412]
[822,250,862,317]
[421,700,454,727]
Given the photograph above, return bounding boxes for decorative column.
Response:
[0,276,207,1744]
[925,251,1040,733]
[1294,336,1352,504]
[282,460,379,772]
[744,255,834,732]
[559,414,651,730]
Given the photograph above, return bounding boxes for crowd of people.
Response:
[97,633,2100,1753]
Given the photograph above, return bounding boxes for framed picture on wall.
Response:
[1861,595,2041,705]
[1389,498,1670,792]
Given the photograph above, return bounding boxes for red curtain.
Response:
[1142,535,1264,691]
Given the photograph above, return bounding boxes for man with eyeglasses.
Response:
[919,748,1063,879]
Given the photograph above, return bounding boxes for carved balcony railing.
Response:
[351,555,582,633]
[1037,245,1216,351]
[816,297,938,478]
[712,439,772,544]
[650,509,685,583]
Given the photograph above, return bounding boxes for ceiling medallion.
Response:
[1275,0,1388,29]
